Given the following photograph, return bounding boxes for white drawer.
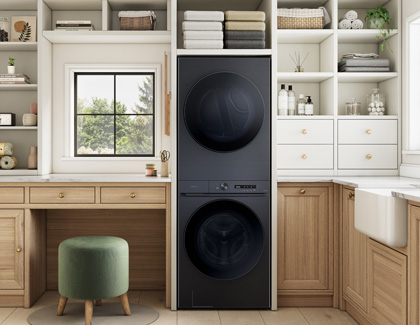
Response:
[277,145,333,169]
[338,120,397,144]
[338,145,397,169]
[277,120,333,144]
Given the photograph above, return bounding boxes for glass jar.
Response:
[0,17,10,42]
[345,98,361,115]
[367,88,386,116]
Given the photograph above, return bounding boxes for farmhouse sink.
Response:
[355,188,408,247]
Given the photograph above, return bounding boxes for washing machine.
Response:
[177,180,271,309]
[177,56,271,181]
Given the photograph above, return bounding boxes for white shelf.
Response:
[108,0,167,10]
[277,30,333,44]
[0,169,37,176]
[177,49,272,56]
[277,115,335,120]
[43,0,102,10]
[178,0,262,11]
[0,84,37,91]
[338,29,398,44]
[338,72,398,83]
[337,115,398,119]
[0,0,36,10]
[277,72,334,83]
[0,42,37,51]
[0,126,38,130]
[43,31,171,44]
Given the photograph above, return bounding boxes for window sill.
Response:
[402,151,420,155]
[61,156,162,161]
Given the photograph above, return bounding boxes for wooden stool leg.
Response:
[57,296,68,316]
[95,299,102,306]
[85,300,93,325]
[119,293,131,316]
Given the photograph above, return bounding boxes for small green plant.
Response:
[365,6,393,53]
[8,57,14,66]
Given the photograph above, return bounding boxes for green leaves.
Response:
[365,6,393,54]
[8,57,14,66]
[18,22,32,42]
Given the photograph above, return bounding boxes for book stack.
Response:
[55,20,95,31]
[0,74,30,84]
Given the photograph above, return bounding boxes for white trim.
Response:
[402,151,420,155]
[400,164,420,178]
[64,63,162,160]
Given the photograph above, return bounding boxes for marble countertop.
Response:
[392,189,420,203]
[0,174,172,183]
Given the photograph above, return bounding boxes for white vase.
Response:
[7,66,15,74]
[367,18,384,29]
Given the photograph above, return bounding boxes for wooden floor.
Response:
[0,291,358,324]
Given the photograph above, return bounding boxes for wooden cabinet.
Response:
[29,187,96,204]
[409,204,420,325]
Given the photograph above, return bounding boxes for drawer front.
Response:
[29,187,95,204]
[0,187,24,203]
[338,145,398,169]
[277,120,333,144]
[277,145,333,169]
[338,120,397,144]
[101,187,166,204]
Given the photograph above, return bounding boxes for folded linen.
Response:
[224,39,265,49]
[182,21,223,31]
[342,53,379,59]
[224,30,265,40]
[225,11,265,22]
[225,21,265,31]
[339,67,390,72]
[319,6,331,26]
[183,30,223,40]
[339,58,390,67]
[351,19,364,29]
[183,40,223,49]
[118,11,155,18]
[345,10,358,21]
[338,18,351,29]
[184,11,224,22]
[277,8,323,18]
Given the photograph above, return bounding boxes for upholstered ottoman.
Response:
[57,236,130,325]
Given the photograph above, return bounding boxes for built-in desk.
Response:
[0,176,171,309]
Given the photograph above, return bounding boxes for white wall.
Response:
[52,43,171,174]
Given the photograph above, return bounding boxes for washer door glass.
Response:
[185,200,264,280]
[184,72,265,152]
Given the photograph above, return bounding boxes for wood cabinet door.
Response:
[277,185,333,290]
[0,210,24,289]
[368,239,407,325]
[342,188,368,312]
[409,204,420,325]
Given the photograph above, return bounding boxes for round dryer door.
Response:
[184,72,265,152]
[185,200,264,280]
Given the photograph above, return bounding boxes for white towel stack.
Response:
[182,11,224,49]
[338,10,364,29]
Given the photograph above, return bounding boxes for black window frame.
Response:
[74,72,156,157]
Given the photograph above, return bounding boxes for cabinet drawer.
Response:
[277,145,333,169]
[0,187,24,204]
[338,145,397,169]
[277,120,333,144]
[29,187,95,204]
[338,120,397,144]
[100,187,166,204]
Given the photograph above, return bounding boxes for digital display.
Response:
[235,185,257,189]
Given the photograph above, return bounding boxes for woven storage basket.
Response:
[120,16,155,30]
[277,8,323,29]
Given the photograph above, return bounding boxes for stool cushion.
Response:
[58,236,129,300]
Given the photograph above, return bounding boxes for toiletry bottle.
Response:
[305,96,314,116]
[278,84,288,115]
[297,94,306,115]
[288,85,296,115]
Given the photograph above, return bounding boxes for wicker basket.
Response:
[277,8,324,29]
[120,16,155,31]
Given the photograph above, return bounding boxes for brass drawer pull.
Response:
[302,129,307,134]
[348,192,354,199]
[130,193,136,198]
[300,189,306,194]
[16,248,22,253]
[366,129,372,135]
[58,193,65,198]
[302,154,307,160]
[366,154,372,160]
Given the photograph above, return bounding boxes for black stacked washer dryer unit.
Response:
[177,56,271,309]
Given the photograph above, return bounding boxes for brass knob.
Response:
[302,154,307,160]
[300,189,306,194]
[366,154,372,160]
[58,193,64,198]
[348,192,354,199]
[366,129,372,135]
[16,248,22,253]
[130,193,136,198]
[302,129,307,134]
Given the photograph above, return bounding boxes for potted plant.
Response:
[7,57,15,74]
[365,6,393,53]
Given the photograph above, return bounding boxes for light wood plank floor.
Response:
[0,291,359,325]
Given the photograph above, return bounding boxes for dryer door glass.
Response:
[185,200,264,280]
[184,72,265,152]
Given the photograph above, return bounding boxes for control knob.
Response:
[220,183,229,191]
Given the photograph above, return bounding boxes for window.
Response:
[74,72,155,157]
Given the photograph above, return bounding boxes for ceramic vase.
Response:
[30,103,38,114]
[27,146,37,170]
[7,66,15,74]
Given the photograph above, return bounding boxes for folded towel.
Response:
[224,39,265,49]
[118,11,155,18]
[339,58,390,67]
[351,19,364,29]
[319,7,331,26]
[342,53,379,59]
[225,21,265,31]
[183,40,223,49]
[224,30,265,40]
[339,67,390,72]
[225,11,265,22]
[182,21,223,31]
[183,30,223,40]
[277,8,323,18]
[338,18,351,29]
[184,11,224,22]
[345,10,358,21]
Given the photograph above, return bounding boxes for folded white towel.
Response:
[351,19,364,29]
[182,21,223,31]
[184,11,224,22]
[345,10,358,21]
[118,11,155,18]
[183,30,223,40]
[318,6,331,26]
[183,40,223,49]
[338,18,351,29]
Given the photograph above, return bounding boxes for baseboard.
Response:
[0,295,24,307]
[278,293,333,307]
[345,299,372,325]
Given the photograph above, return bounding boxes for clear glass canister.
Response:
[345,98,361,115]
[367,88,386,116]
[0,17,10,42]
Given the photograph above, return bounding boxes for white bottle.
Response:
[278,84,288,115]
[297,94,306,115]
[287,85,296,115]
[305,96,314,116]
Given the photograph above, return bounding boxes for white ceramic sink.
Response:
[355,188,408,247]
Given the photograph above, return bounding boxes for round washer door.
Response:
[184,200,264,280]
[184,72,265,152]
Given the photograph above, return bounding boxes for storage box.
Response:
[119,11,156,31]
[277,8,323,29]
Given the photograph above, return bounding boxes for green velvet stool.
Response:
[57,236,130,325]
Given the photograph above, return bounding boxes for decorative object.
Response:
[0,17,10,42]
[160,150,170,177]
[345,98,361,115]
[0,142,13,156]
[145,163,156,176]
[0,156,17,169]
[365,6,393,53]
[11,16,36,42]
[8,57,15,74]
[119,11,156,30]
[367,88,386,115]
[22,113,37,126]
[30,103,38,114]
[290,51,308,72]
[0,113,16,126]
[27,146,37,169]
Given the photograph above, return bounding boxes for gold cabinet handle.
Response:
[366,129,372,135]
[302,154,307,160]
[302,129,307,135]
[130,193,136,198]
[16,248,22,253]
[300,189,306,194]
[58,193,65,198]
[366,154,372,160]
[348,192,354,199]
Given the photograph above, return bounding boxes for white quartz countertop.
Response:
[392,189,420,203]
[0,174,172,183]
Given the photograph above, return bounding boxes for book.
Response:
[55,26,94,29]
[0,74,29,79]
[56,20,91,24]
[0,78,29,82]
[56,24,92,27]
[54,29,94,31]
[0,81,30,84]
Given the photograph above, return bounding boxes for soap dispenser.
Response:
[305,96,314,116]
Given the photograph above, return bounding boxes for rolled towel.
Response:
[351,19,364,29]
[225,11,265,22]
[345,10,358,21]
[183,40,223,49]
[224,30,265,40]
[224,21,265,31]
[184,11,224,22]
[224,39,265,49]
[338,18,351,30]
[183,30,223,40]
[182,21,223,31]
[0,156,17,170]
[0,142,13,156]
